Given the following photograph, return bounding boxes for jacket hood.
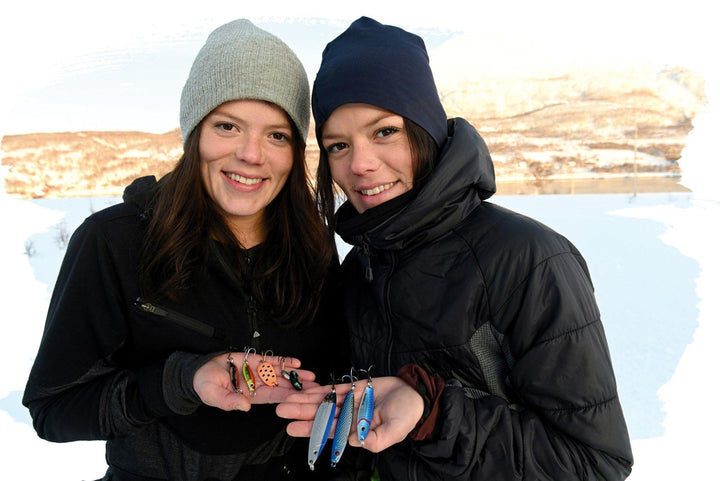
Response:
[336,118,496,251]
[122,175,159,219]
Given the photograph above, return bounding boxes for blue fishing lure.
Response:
[357,370,375,446]
[330,375,356,467]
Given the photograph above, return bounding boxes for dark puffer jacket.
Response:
[335,118,633,480]
[22,177,366,481]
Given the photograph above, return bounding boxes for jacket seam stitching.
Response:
[533,316,602,346]
[543,393,620,413]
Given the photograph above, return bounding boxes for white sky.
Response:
[1,0,718,137]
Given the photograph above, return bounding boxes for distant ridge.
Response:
[1,64,705,198]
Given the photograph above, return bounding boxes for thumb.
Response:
[199,383,252,412]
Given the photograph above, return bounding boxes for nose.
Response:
[348,142,379,176]
[235,134,263,165]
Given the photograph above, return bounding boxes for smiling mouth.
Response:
[359,182,397,196]
[227,172,263,185]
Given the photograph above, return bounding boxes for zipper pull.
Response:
[248,296,261,347]
[135,298,165,315]
[362,238,374,282]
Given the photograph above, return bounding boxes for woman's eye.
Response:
[217,122,235,132]
[377,127,399,138]
[326,142,347,153]
[271,132,290,141]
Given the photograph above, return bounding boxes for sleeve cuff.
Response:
[397,364,445,441]
[161,351,217,415]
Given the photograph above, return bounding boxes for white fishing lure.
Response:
[308,386,336,471]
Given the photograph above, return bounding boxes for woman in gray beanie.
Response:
[278,16,633,481]
[23,19,367,481]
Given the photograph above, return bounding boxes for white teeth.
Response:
[227,173,263,185]
[361,182,395,196]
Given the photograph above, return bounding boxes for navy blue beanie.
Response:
[312,17,448,148]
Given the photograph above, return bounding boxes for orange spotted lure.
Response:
[257,351,279,387]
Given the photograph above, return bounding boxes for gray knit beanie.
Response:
[180,19,310,145]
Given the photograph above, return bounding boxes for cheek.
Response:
[398,144,415,180]
[328,161,348,187]
[275,154,294,183]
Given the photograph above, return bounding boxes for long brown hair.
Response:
[140,114,335,326]
[316,116,438,231]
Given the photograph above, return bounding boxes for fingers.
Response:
[276,397,324,420]
[285,420,315,437]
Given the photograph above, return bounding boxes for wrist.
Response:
[396,364,445,441]
[163,351,215,415]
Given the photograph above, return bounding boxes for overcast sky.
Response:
[1,0,717,137]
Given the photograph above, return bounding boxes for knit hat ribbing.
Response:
[312,17,447,147]
[180,19,310,144]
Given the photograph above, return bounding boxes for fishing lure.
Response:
[281,357,303,391]
[257,351,278,387]
[330,373,356,468]
[357,367,375,447]
[308,383,336,471]
[242,347,257,396]
[227,352,242,393]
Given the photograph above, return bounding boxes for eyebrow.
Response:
[209,109,292,132]
[323,111,402,141]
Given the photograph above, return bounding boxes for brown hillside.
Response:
[1,65,706,198]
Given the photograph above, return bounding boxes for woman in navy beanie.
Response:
[278,16,633,481]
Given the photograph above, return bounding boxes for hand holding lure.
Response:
[308,382,336,471]
[242,347,257,396]
[257,350,278,387]
[330,372,356,468]
[227,352,242,393]
[281,357,303,391]
[357,367,375,447]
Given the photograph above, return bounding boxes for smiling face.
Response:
[321,103,414,213]
[199,99,294,244]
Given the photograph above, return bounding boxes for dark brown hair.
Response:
[316,116,439,231]
[140,114,335,326]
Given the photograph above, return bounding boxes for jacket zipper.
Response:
[362,238,374,282]
[244,250,261,351]
[384,252,397,375]
[134,298,225,341]
[247,295,260,351]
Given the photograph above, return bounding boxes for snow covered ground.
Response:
[1,166,718,479]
